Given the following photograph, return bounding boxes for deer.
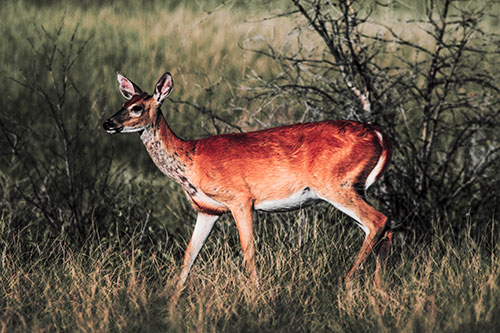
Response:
[103,72,393,291]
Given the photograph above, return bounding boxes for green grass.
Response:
[1,0,499,331]
[0,0,295,173]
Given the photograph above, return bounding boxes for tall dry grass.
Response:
[1,211,499,331]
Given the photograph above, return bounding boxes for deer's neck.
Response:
[140,110,197,195]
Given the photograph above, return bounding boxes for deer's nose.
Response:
[103,119,122,134]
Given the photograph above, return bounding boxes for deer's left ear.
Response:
[153,72,174,104]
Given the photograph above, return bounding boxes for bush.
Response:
[0,18,181,257]
[242,0,500,237]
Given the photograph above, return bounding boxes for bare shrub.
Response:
[242,0,500,237]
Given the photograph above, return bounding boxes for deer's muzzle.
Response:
[103,119,123,134]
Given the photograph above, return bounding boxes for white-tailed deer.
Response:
[103,72,393,290]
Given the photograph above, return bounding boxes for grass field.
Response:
[1,213,499,331]
[1,0,499,331]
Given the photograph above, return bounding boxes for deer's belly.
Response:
[189,186,321,214]
[254,187,321,212]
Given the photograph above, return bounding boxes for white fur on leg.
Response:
[177,212,219,288]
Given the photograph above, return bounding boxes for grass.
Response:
[1,0,499,331]
[1,212,499,332]
[0,0,296,173]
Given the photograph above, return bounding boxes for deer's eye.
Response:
[130,105,144,116]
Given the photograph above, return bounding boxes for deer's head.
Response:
[103,72,173,134]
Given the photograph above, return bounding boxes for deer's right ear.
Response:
[117,72,143,100]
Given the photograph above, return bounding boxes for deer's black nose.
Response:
[103,119,122,133]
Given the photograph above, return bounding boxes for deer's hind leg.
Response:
[317,187,388,282]
[374,228,392,287]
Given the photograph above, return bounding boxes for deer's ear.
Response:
[153,72,174,104]
[117,72,143,100]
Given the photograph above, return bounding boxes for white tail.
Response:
[103,72,393,291]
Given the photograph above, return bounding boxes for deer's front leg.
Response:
[230,202,257,282]
[177,212,219,290]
